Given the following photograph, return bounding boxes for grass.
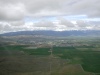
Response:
[0,45,100,74]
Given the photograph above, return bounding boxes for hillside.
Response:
[0,30,100,37]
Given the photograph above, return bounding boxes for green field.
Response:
[0,45,100,75]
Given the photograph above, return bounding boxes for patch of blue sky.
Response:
[38,16,57,22]
[24,15,100,23]
[64,15,88,20]
[24,16,57,23]
[46,17,56,21]
[63,15,100,22]
[24,17,40,23]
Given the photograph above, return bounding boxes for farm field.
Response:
[0,44,100,75]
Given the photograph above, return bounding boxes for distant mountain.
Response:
[0,30,100,37]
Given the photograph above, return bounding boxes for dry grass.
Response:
[0,48,95,75]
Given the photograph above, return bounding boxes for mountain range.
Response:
[0,30,100,37]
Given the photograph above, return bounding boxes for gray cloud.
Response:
[34,20,55,28]
[0,0,100,33]
[0,0,100,21]
[9,21,25,26]
[66,0,100,17]
[76,20,94,30]
[58,17,75,27]
[0,22,12,32]
[0,2,26,21]
[76,20,87,27]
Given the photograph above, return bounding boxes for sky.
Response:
[0,0,100,34]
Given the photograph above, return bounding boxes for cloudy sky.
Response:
[0,0,100,34]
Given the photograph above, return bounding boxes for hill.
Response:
[0,30,100,37]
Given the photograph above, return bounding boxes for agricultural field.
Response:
[0,43,100,75]
[0,36,100,75]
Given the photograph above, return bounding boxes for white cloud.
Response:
[0,0,100,21]
[9,21,25,26]
[0,0,100,33]
[76,20,94,30]
[33,20,55,27]
[0,2,26,21]
[58,17,75,27]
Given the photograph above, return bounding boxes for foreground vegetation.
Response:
[0,36,100,75]
[0,44,100,75]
